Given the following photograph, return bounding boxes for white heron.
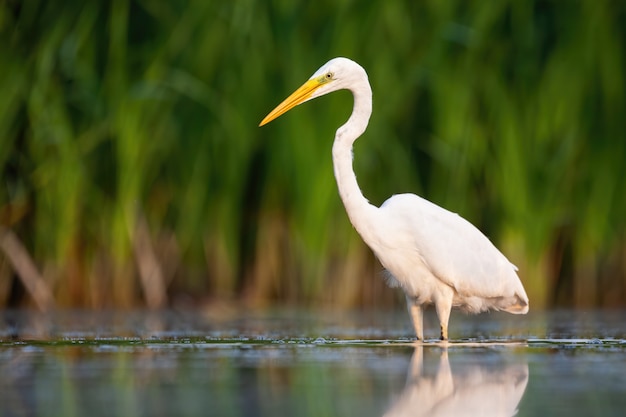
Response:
[260,57,528,340]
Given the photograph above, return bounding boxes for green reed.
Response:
[0,0,624,309]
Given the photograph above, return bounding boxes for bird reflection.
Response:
[384,346,528,417]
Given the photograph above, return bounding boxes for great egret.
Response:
[260,57,528,340]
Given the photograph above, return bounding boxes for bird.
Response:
[259,57,528,340]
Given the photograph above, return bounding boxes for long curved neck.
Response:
[332,80,375,233]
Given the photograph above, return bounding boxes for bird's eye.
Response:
[317,72,334,84]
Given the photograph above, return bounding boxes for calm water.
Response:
[1,309,626,416]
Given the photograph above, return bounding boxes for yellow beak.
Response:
[259,78,324,126]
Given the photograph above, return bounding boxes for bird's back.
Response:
[374,193,529,314]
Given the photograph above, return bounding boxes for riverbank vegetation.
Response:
[1,0,624,310]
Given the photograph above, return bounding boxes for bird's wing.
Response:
[379,194,523,299]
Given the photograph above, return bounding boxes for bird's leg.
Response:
[435,297,452,341]
[405,296,424,341]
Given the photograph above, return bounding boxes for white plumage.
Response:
[260,57,528,340]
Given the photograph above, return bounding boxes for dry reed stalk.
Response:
[0,226,55,311]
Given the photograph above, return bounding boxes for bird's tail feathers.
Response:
[501,295,529,314]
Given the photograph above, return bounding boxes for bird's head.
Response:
[259,57,367,126]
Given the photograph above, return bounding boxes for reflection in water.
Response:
[384,347,528,417]
[6,310,626,416]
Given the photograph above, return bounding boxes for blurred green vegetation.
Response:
[0,0,624,309]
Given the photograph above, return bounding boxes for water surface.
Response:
[1,309,625,416]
